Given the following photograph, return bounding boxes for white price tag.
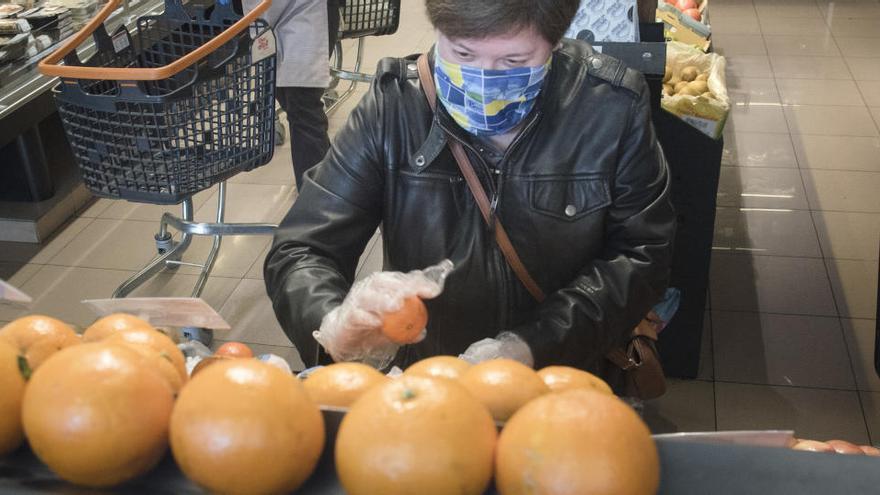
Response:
[82,298,231,330]
[0,279,32,304]
[251,29,276,64]
[111,31,130,53]
[680,114,721,138]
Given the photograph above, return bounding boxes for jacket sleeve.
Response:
[263,81,386,367]
[509,82,676,369]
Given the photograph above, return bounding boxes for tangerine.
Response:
[496,388,659,495]
[537,365,613,395]
[215,341,254,358]
[0,315,79,373]
[21,343,174,487]
[0,339,26,455]
[170,359,324,495]
[458,358,550,422]
[335,375,497,495]
[105,328,186,384]
[82,313,154,343]
[380,296,428,344]
[404,355,472,380]
[302,362,388,408]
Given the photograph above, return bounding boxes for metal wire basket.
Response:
[40,0,276,205]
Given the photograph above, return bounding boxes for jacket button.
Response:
[407,63,417,72]
[590,57,603,70]
[415,155,426,167]
[565,205,577,217]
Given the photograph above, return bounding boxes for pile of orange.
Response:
[1,307,661,495]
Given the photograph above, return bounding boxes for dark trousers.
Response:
[276,0,342,189]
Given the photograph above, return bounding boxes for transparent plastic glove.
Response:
[313,259,454,369]
[459,332,535,368]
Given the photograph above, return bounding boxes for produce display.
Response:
[403,354,472,380]
[656,0,711,51]
[2,311,878,494]
[458,358,551,422]
[661,41,729,139]
[302,362,389,408]
[664,0,702,22]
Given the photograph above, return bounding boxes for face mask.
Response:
[434,47,551,136]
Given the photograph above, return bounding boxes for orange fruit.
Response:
[792,440,834,453]
[0,315,79,374]
[496,389,659,495]
[190,355,232,377]
[380,296,428,344]
[21,343,174,487]
[0,339,26,455]
[302,362,388,408]
[336,375,497,495]
[458,358,550,422]
[82,313,154,343]
[404,355,472,380]
[215,341,254,358]
[170,359,324,495]
[105,328,187,383]
[537,365,613,395]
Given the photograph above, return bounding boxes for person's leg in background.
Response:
[277,0,342,189]
[277,86,330,188]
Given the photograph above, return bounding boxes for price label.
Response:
[0,279,32,304]
[82,297,231,330]
[251,29,276,63]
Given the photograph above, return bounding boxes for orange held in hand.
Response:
[380,296,428,344]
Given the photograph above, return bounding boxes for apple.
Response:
[683,8,702,21]
[676,0,698,11]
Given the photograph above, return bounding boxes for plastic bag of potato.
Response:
[661,41,729,139]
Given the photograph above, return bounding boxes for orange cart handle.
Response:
[38,0,272,81]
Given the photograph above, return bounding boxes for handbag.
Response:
[415,54,666,400]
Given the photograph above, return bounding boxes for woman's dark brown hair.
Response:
[425,0,581,45]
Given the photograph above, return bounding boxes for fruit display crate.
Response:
[2,409,880,495]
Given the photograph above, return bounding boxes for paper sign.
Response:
[0,279,32,304]
[566,0,639,43]
[82,298,231,330]
[653,430,796,449]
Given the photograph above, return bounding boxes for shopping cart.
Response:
[39,0,276,343]
[325,0,401,114]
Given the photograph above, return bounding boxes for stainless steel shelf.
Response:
[0,0,165,120]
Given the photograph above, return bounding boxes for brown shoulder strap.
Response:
[416,54,547,303]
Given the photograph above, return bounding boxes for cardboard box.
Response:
[656,0,711,52]
[661,41,729,139]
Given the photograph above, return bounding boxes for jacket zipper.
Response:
[437,112,543,333]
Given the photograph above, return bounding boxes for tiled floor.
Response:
[1,0,880,444]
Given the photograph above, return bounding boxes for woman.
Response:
[264,0,675,377]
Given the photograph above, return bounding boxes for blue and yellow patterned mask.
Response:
[434,47,551,136]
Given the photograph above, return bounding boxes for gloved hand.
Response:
[459,332,535,368]
[313,259,453,369]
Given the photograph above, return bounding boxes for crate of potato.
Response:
[661,41,729,140]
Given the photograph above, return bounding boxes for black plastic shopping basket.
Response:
[339,0,401,39]
[39,0,276,205]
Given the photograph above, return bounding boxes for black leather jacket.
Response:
[265,40,675,372]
